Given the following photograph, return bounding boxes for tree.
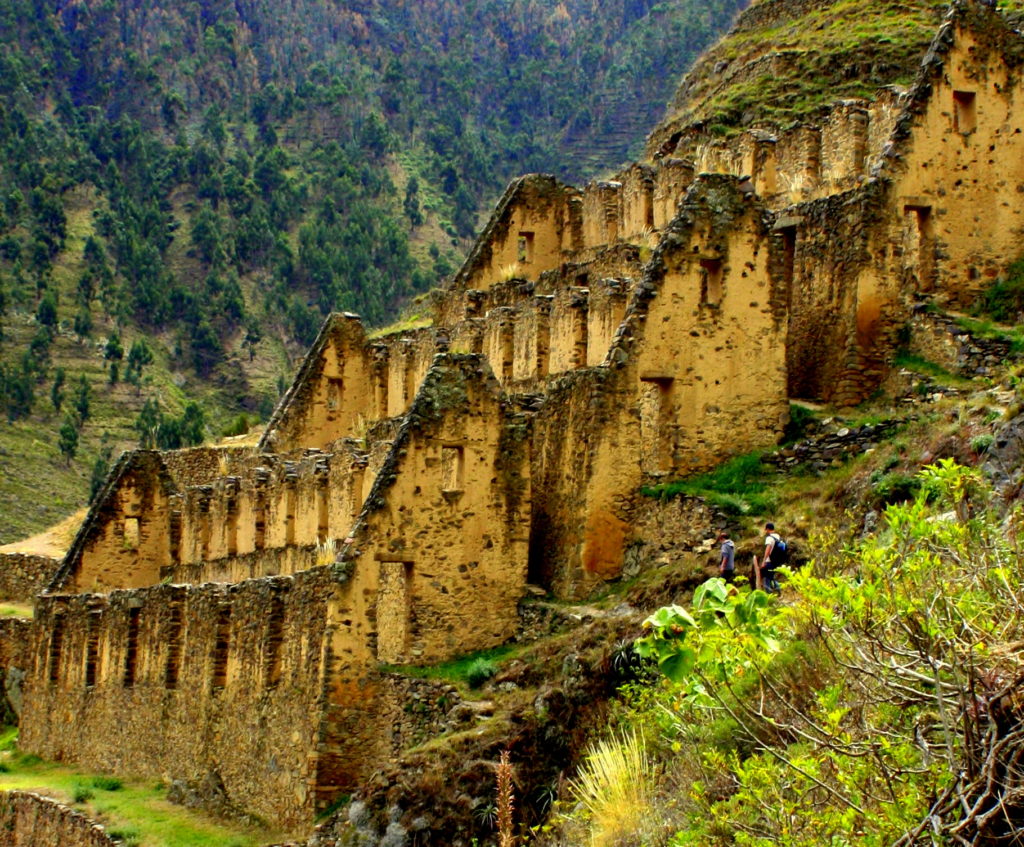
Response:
[74,375,91,424]
[36,290,57,327]
[58,414,78,464]
[73,307,93,339]
[51,366,65,413]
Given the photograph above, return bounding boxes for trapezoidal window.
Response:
[254,498,266,551]
[954,90,976,134]
[441,446,465,492]
[517,231,535,264]
[700,258,723,306]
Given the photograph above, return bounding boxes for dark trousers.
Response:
[761,568,780,593]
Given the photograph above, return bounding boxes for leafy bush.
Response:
[872,471,920,505]
[629,461,1024,846]
[465,658,497,689]
[72,785,94,803]
[91,775,123,791]
[974,257,1024,323]
[971,433,994,454]
[783,403,816,443]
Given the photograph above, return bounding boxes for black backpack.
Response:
[768,534,789,567]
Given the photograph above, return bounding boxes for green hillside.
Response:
[0,0,748,543]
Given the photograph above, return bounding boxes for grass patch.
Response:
[380,643,519,688]
[641,451,777,517]
[893,352,973,387]
[953,316,1024,356]
[0,743,290,846]
[0,604,34,619]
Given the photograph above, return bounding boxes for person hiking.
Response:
[717,531,735,584]
[761,522,786,594]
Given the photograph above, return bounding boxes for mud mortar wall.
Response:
[338,356,531,667]
[888,25,1024,308]
[260,315,380,455]
[0,791,116,847]
[20,570,341,827]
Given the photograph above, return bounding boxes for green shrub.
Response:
[783,403,816,443]
[106,827,140,846]
[873,471,920,506]
[91,776,123,791]
[72,785,94,803]
[971,433,994,454]
[465,658,498,689]
[974,258,1024,323]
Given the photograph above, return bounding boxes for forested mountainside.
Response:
[0,0,747,542]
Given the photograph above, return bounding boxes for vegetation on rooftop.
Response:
[662,0,948,134]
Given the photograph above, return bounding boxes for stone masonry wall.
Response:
[20,568,345,827]
[0,792,116,847]
[0,553,59,602]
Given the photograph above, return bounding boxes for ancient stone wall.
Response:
[0,553,59,602]
[259,315,382,455]
[59,442,372,592]
[445,175,581,309]
[885,18,1024,309]
[0,792,116,847]
[337,355,531,667]
[21,569,345,827]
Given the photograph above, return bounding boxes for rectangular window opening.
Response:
[164,603,183,690]
[48,614,65,686]
[317,484,329,545]
[780,227,796,291]
[123,608,141,688]
[954,90,977,134]
[169,510,182,564]
[264,596,285,690]
[254,500,266,551]
[501,323,514,382]
[285,487,297,546]
[904,204,935,291]
[211,605,231,692]
[123,517,140,550]
[700,258,723,306]
[326,376,343,415]
[639,377,675,475]
[517,231,535,264]
[85,611,102,688]
[226,498,238,557]
[441,446,465,492]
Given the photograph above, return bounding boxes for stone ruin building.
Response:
[3,0,1024,831]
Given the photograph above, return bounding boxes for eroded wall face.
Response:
[70,446,372,591]
[634,211,787,476]
[21,572,339,827]
[892,30,1024,307]
[70,457,172,593]
[262,316,379,454]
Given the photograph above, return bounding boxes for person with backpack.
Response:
[761,522,788,594]
[717,531,735,584]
